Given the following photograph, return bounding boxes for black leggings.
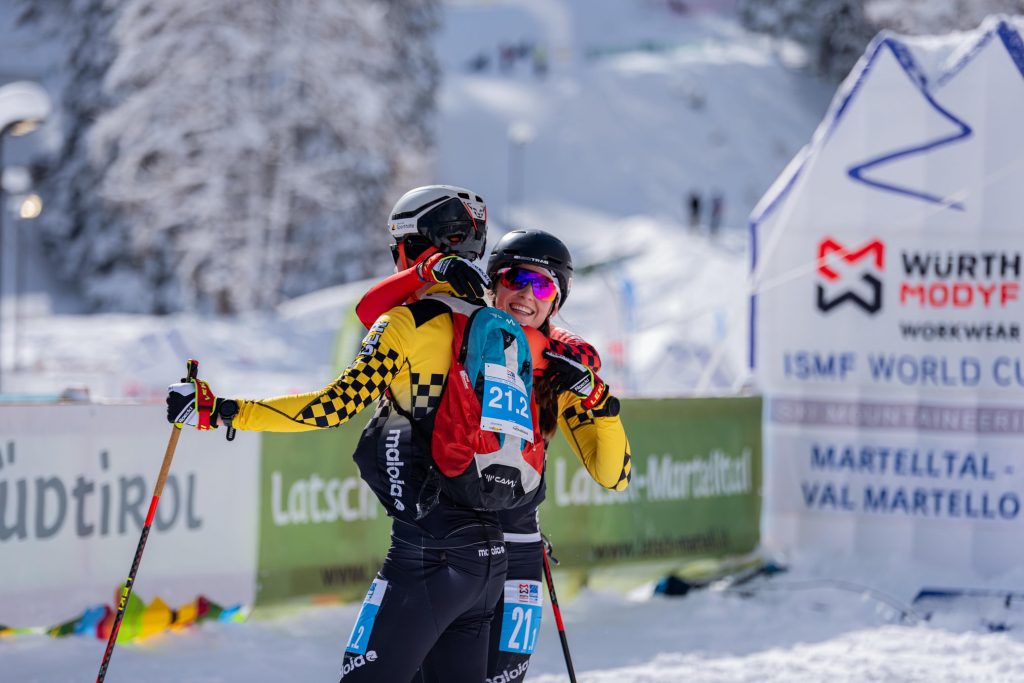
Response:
[486,540,545,683]
[338,523,507,683]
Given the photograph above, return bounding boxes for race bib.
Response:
[345,578,387,655]
[498,580,543,654]
[481,363,534,442]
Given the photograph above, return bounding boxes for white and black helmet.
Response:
[388,185,488,263]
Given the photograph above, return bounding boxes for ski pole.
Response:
[541,535,577,683]
[96,358,198,683]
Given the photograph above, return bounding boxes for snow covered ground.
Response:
[8,555,1024,682]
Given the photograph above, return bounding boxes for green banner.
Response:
[257,421,391,604]
[256,396,761,604]
[539,396,762,569]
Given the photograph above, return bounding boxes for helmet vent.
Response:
[392,196,447,221]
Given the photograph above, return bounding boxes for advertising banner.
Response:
[0,405,260,626]
[540,397,761,568]
[257,423,391,604]
[751,17,1024,576]
[1,398,762,617]
[766,398,1024,574]
[255,397,762,602]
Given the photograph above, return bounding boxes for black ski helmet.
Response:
[387,185,488,263]
[487,229,573,305]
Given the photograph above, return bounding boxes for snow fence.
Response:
[0,397,761,627]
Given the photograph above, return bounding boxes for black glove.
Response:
[417,253,491,300]
[543,350,610,410]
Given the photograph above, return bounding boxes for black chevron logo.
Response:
[816,273,882,314]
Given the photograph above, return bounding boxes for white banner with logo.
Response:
[751,17,1024,577]
[0,405,260,626]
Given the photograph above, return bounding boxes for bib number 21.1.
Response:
[499,580,543,654]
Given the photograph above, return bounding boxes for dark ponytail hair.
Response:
[534,319,560,443]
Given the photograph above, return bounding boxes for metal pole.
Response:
[13,198,21,374]
[507,141,526,227]
[0,128,6,394]
[0,81,53,395]
[506,123,533,228]
[514,142,524,225]
[506,139,517,226]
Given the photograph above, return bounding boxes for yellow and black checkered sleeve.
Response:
[557,391,631,491]
[232,314,407,433]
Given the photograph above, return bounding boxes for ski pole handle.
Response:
[182,359,235,442]
[184,358,199,382]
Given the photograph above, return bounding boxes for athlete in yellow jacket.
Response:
[167,186,505,683]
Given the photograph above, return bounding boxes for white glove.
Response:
[167,382,200,427]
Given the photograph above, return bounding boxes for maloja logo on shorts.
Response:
[478,544,506,557]
[338,650,378,678]
[816,237,884,314]
[486,660,529,683]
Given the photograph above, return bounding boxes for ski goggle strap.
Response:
[497,267,559,303]
[394,239,438,270]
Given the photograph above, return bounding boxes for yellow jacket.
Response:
[231,292,630,492]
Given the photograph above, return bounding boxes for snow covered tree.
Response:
[30,0,439,313]
[738,0,875,80]
[865,0,1024,36]
[13,0,130,307]
[739,0,1023,81]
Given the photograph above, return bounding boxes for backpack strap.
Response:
[422,292,478,316]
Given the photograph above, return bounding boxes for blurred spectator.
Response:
[709,190,724,235]
[532,46,549,78]
[499,43,515,72]
[466,52,490,73]
[687,190,702,229]
[667,0,690,15]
